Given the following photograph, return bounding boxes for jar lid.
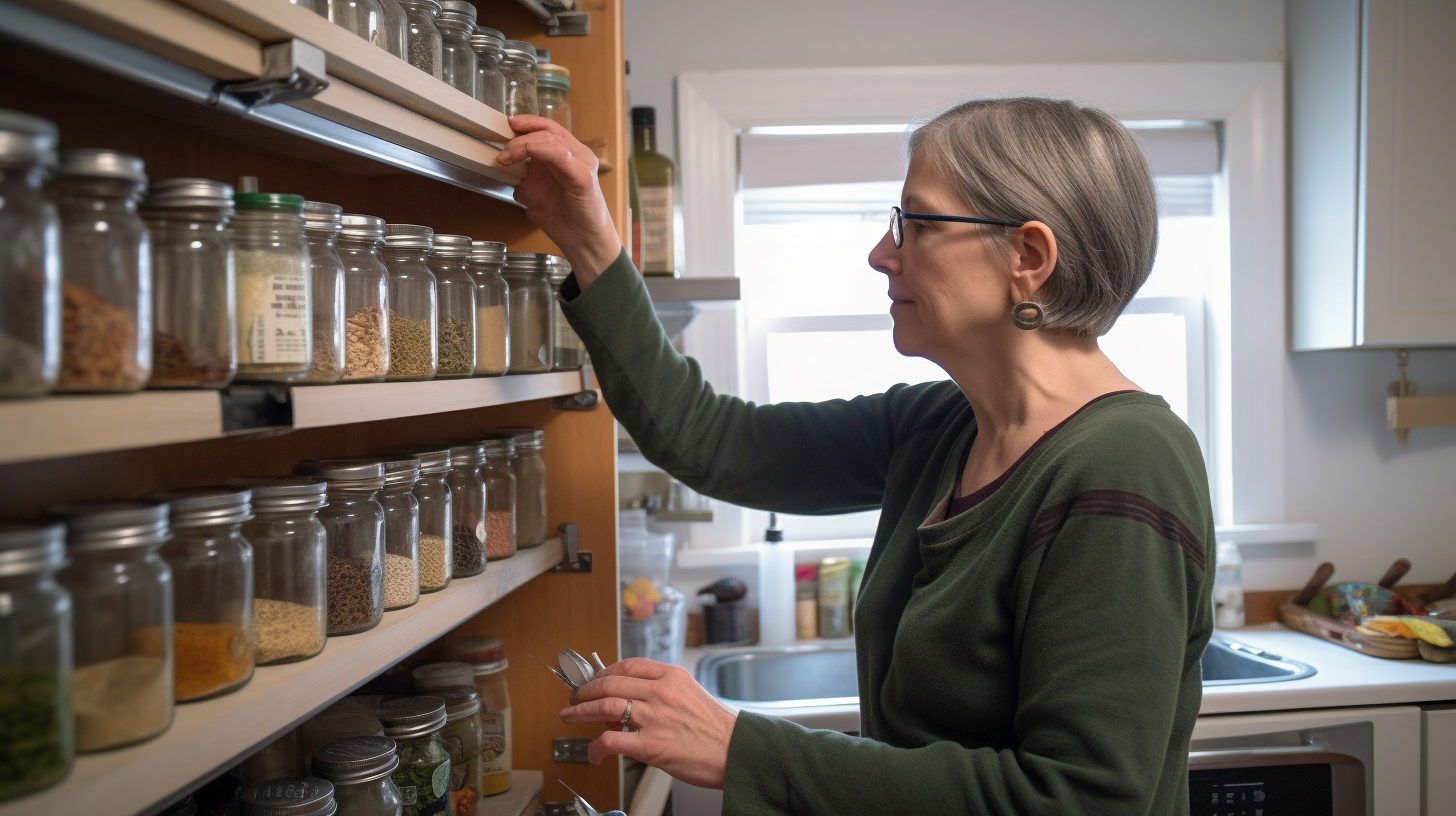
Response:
[504,251,548,274]
[295,457,387,488]
[142,178,235,210]
[377,696,448,738]
[443,634,508,672]
[381,455,421,487]
[482,426,544,450]
[47,500,170,551]
[408,0,442,13]
[224,476,328,512]
[0,108,57,164]
[240,778,336,816]
[311,736,400,784]
[58,148,147,183]
[435,685,482,720]
[378,445,452,475]
[445,440,486,466]
[502,40,537,63]
[437,0,476,25]
[339,214,386,241]
[470,28,504,54]
[235,192,305,213]
[303,201,344,232]
[0,521,67,576]
[302,699,384,742]
[536,63,570,91]
[151,486,254,527]
[478,432,517,458]
[431,234,472,257]
[470,240,507,265]
[384,223,434,250]
[411,661,475,690]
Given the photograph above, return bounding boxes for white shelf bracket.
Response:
[1387,349,1456,446]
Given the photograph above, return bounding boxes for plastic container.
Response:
[757,514,796,646]
[1214,540,1245,628]
[0,109,60,398]
[619,510,683,664]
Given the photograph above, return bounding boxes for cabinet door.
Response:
[1424,706,1456,816]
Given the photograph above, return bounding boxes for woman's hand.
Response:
[561,657,738,790]
[497,115,622,286]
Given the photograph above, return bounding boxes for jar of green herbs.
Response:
[378,696,451,816]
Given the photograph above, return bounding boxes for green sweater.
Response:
[561,252,1215,816]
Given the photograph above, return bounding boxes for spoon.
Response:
[559,780,626,816]
[552,641,598,689]
[528,653,578,691]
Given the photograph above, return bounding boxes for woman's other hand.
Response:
[561,657,737,790]
[498,114,622,286]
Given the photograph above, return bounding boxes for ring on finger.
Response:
[620,698,634,727]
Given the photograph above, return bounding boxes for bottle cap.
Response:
[234,192,305,213]
[631,107,655,127]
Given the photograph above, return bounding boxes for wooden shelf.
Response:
[0,539,564,816]
[480,770,544,816]
[286,373,586,429]
[643,276,741,302]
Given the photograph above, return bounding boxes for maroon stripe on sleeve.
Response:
[1022,489,1205,570]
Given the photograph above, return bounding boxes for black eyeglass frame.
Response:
[890,206,1026,248]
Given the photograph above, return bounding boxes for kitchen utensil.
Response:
[558,779,626,816]
[531,644,604,692]
[1279,560,1420,659]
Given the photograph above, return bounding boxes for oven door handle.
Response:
[1189,746,1360,769]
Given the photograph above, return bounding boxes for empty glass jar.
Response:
[231,192,313,382]
[502,252,552,373]
[326,0,388,51]
[545,255,584,371]
[436,1,477,98]
[0,109,60,398]
[471,27,506,112]
[311,736,403,816]
[500,40,538,117]
[302,201,347,384]
[468,240,509,376]
[400,0,443,78]
[535,62,571,130]
[488,426,547,548]
[379,0,408,59]
[444,440,487,577]
[338,214,391,382]
[429,234,476,378]
[479,433,517,560]
[378,455,421,611]
[232,476,328,665]
[382,224,438,382]
[295,458,387,636]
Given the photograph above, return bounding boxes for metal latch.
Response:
[546,11,590,36]
[551,523,593,573]
[213,39,328,109]
[552,355,600,411]
[551,737,592,763]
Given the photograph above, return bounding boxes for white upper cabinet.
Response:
[1289,0,1456,350]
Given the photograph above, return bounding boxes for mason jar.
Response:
[312,736,403,816]
[436,1,477,98]
[487,426,546,549]
[49,500,174,752]
[295,457,386,636]
[500,40,538,117]
[382,445,452,593]
[231,192,312,382]
[337,214,391,382]
[379,0,408,59]
[545,255,584,371]
[241,778,337,816]
[479,433,517,560]
[442,635,511,796]
[502,252,552,373]
[230,476,328,665]
[0,522,72,801]
[0,109,60,398]
[436,686,485,808]
[300,699,384,772]
[535,63,571,130]
[468,240,509,376]
[399,0,443,78]
[378,455,421,611]
[428,234,475,379]
[54,148,151,393]
[382,223,438,382]
[151,487,255,702]
[444,440,486,577]
[301,201,347,384]
[470,27,506,111]
[378,696,451,816]
[325,0,387,49]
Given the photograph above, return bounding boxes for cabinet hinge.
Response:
[551,356,600,411]
[212,39,329,110]
[551,523,593,573]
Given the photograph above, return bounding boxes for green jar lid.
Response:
[234,192,305,213]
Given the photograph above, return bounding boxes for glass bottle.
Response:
[379,0,409,60]
[499,40,538,117]
[479,433,517,560]
[436,687,485,809]
[294,458,387,636]
[632,106,679,277]
[468,240,509,376]
[337,214,391,382]
[312,736,403,816]
[301,201,347,384]
[442,635,511,796]
[436,1,477,98]
[470,28,506,111]
[241,778,337,816]
[428,234,475,379]
[48,500,174,752]
[378,696,452,816]
[0,522,72,801]
[545,255,584,371]
[382,224,438,381]
[230,476,328,665]
[399,0,443,79]
[486,426,546,548]
[535,63,571,130]
[54,148,151,392]
[326,0,388,50]
[382,445,452,592]
[151,487,255,702]
[379,455,421,611]
[444,441,486,577]
[230,192,313,381]
[0,109,60,398]
[502,252,552,373]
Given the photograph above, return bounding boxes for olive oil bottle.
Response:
[630,106,677,277]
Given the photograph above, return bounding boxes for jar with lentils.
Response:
[444,440,487,577]
[295,457,387,636]
[479,433,517,560]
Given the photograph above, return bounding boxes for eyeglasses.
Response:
[890,206,1024,248]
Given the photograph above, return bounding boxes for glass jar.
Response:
[444,441,486,577]
[382,445,452,592]
[312,736,403,816]
[48,501,174,752]
[230,476,328,665]
[240,729,301,789]
[141,178,237,389]
[151,487,255,702]
[0,110,60,398]
[399,0,443,79]
[382,224,438,382]
[54,148,151,393]
[436,1,477,98]
[428,234,475,379]
[295,458,387,636]
[467,241,509,376]
[500,40,538,117]
[379,0,408,59]
[535,63,571,130]
[0,522,72,801]
[502,251,553,373]
[241,778,337,816]
[301,201,347,384]
[436,687,485,810]
[338,214,391,382]
[479,434,517,560]
[470,28,506,111]
[545,255,585,371]
[326,0,387,50]
[231,192,313,381]
[378,696,451,816]
[379,455,421,611]
[442,635,511,796]
[301,699,384,771]
[487,427,546,548]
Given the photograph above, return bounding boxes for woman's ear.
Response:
[1007,221,1058,303]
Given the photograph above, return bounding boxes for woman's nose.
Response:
[868,229,898,276]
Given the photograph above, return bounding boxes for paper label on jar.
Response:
[480,707,512,776]
[638,186,674,273]
[242,271,309,364]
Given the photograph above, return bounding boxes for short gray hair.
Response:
[908,96,1159,336]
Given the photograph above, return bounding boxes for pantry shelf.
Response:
[0,391,224,465]
[0,538,564,816]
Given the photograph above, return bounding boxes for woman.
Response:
[497,96,1215,815]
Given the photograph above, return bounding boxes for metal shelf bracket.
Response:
[212,38,328,109]
[551,523,593,573]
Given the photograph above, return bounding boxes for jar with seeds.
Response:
[428,234,476,378]
[382,444,452,592]
[229,476,328,665]
[0,110,61,398]
[337,214,391,382]
[295,457,386,636]
[230,192,313,381]
[378,455,421,610]
[502,252,552,373]
[500,40,538,117]
[485,426,546,548]
[399,0,443,78]
[479,433,517,560]
[300,201,347,384]
[444,440,487,577]
[467,240,509,376]
[382,223,438,381]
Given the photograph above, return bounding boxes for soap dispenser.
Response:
[757,513,796,646]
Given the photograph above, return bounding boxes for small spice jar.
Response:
[502,252,553,373]
[399,0,444,79]
[300,699,384,772]
[337,214,391,382]
[535,63,571,130]
[0,109,60,398]
[467,240,509,376]
[500,40,539,117]
[324,0,387,49]
[240,729,302,790]
[141,178,237,389]
[301,201,347,384]
[428,234,476,379]
[231,192,313,381]
[381,445,452,593]
[382,224,438,382]
[241,778,337,816]
[312,736,403,816]
[545,255,585,371]
[295,458,387,636]
[379,455,421,611]
[151,487,256,702]
[443,441,487,577]
[0,522,73,802]
[378,0,408,58]
[230,476,328,665]
[470,27,506,111]
[379,696,451,816]
[49,500,174,753]
[479,433,517,560]
[436,1,477,98]
[54,148,152,393]
[436,686,485,810]
[442,635,511,796]
[486,426,547,548]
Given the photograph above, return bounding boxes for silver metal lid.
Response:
[311,736,400,785]
[295,457,387,489]
[241,778,337,816]
[380,446,452,475]
[544,254,572,282]
[436,685,482,720]
[303,201,344,232]
[446,440,486,466]
[431,234,472,257]
[225,476,328,512]
[484,426,544,450]
[478,433,517,458]
[339,214,386,241]
[381,455,421,487]
[0,108,57,164]
[0,522,67,577]
[142,178,234,211]
[504,251,548,274]
[377,696,448,738]
[151,486,253,528]
[502,40,537,64]
[57,148,147,184]
[384,223,433,250]
[470,240,508,265]
[47,500,169,551]
[409,0,442,13]
[470,28,504,55]
[437,0,476,25]
[411,661,475,690]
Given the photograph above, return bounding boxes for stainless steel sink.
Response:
[1200,637,1317,686]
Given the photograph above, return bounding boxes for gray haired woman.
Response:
[498,96,1214,815]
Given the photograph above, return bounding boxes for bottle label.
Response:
[638,185,674,274]
[480,707,512,777]
[243,271,309,363]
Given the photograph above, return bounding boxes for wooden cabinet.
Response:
[1288,0,1456,350]
[0,0,625,812]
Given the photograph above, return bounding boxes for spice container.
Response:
[152,487,255,702]
[428,234,475,379]
[0,110,60,398]
[231,192,312,381]
[231,476,328,665]
[436,687,485,812]
[379,455,421,611]
[442,635,511,796]
[479,434,517,560]
[499,40,539,117]
[300,698,384,771]
[325,0,387,49]
[312,736,403,816]
[486,427,546,548]
[382,224,438,382]
[443,441,486,577]
[382,445,452,593]
[0,522,72,801]
[338,214,391,382]
[535,62,571,130]
[436,1,477,98]
[399,0,443,79]
[470,27,506,111]
[141,178,237,388]
[467,240,509,376]
[817,556,851,639]
[240,729,301,789]
[377,696,452,816]
[545,255,584,371]
[301,201,347,384]
[295,458,387,636]
[241,778,337,816]
[379,0,408,59]
[49,501,174,752]
[502,252,552,373]
[54,148,151,392]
